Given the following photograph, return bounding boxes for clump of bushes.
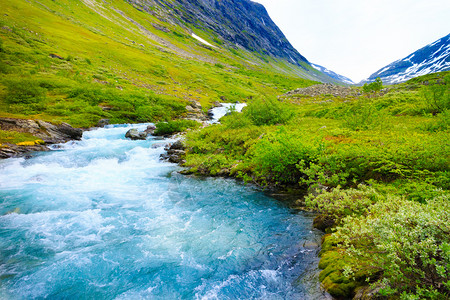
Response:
[306,185,450,299]
[250,128,318,184]
[243,98,294,126]
[362,77,383,94]
[335,194,450,299]
[154,119,200,136]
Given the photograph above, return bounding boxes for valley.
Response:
[0,0,449,299]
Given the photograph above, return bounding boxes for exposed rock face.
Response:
[0,118,83,143]
[0,144,48,159]
[129,0,309,66]
[125,128,148,140]
[185,100,208,121]
[0,117,83,159]
[144,124,156,135]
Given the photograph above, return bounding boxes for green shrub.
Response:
[250,128,318,184]
[421,76,450,114]
[305,185,382,220]
[244,98,294,126]
[154,119,200,136]
[335,194,450,298]
[342,99,380,130]
[363,77,383,94]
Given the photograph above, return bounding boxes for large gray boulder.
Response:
[125,128,147,140]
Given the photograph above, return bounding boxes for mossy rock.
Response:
[322,274,360,299]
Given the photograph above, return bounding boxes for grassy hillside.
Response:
[0,0,318,142]
[182,71,450,298]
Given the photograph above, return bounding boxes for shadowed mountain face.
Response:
[129,0,309,66]
[364,33,450,84]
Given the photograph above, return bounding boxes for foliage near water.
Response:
[183,71,450,299]
[154,119,200,136]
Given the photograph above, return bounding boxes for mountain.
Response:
[311,63,354,85]
[0,0,348,133]
[364,33,450,84]
[130,0,309,66]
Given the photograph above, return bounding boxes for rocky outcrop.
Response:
[0,118,82,143]
[160,140,186,164]
[125,128,148,140]
[96,119,110,127]
[130,0,309,67]
[0,117,83,159]
[185,100,208,121]
[0,144,48,159]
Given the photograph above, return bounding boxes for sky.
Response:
[252,0,450,82]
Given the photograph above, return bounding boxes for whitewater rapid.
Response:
[0,124,327,299]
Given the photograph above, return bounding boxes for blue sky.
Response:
[253,0,450,82]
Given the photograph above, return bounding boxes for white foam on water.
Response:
[0,124,325,299]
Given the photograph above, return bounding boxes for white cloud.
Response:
[252,0,450,82]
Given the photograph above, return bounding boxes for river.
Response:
[0,123,328,299]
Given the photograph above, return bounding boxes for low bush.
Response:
[243,98,294,126]
[334,194,450,299]
[250,128,319,184]
[305,185,382,220]
[154,119,200,136]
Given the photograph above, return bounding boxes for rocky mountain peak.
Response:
[129,0,309,66]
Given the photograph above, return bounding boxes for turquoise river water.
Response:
[0,124,329,299]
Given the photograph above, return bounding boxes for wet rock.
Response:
[97,119,110,127]
[144,124,156,135]
[213,101,223,107]
[161,140,186,163]
[170,140,185,150]
[0,143,48,159]
[125,128,147,140]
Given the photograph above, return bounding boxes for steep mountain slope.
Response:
[129,0,310,67]
[311,63,354,85]
[0,0,342,136]
[364,33,450,84]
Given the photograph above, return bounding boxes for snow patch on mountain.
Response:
[311,63,354,84]
[191,33,217,48]
[364,33,450,84]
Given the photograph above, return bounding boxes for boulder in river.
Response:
[144,125,156,135]
[125,129,147,140]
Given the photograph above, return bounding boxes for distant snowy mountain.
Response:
[311,63,354,84]
[364,33,450,84]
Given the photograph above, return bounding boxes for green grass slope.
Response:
[0,0,320,142]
